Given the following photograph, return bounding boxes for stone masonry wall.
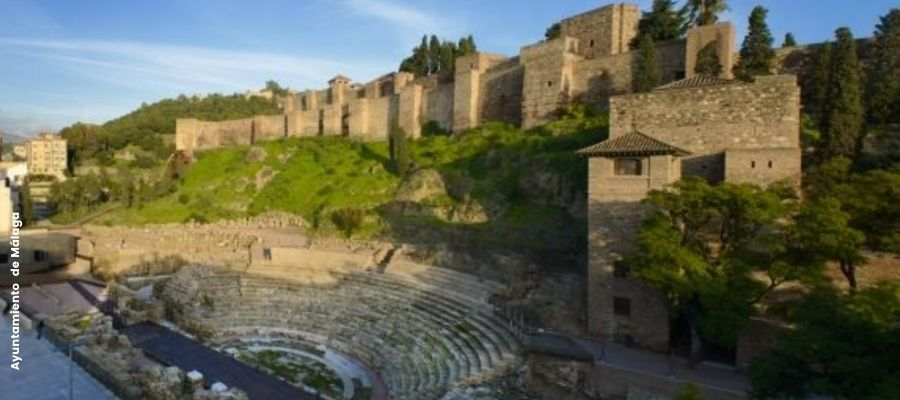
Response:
[586,156,676,350]
[479,59,524,125]
[173,3,785,158]
[520,37,580,129]
[571,40,686,109]
[560,3,639,59]
[422,82,454,132]
[610,75,801,181]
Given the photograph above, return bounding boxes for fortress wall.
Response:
[520,38,581,129]
[479,59,524,125]
[571,40,685,109]
[398,84,423,138]
[610,75,800,179]
[560,3,638,58]
[253,114,287,141]
[348,98,371,138]
[422,82,454,132]
[724,147,802,186]
[366,95,394,140]
[197,118,254,150]
[298,109,320,136]
[685,22,735,79]
[321,105,341,135]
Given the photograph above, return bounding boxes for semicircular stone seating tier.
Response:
[162,262,522,400]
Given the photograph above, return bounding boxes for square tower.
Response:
[579,131,690,350]
[560,3,639,59]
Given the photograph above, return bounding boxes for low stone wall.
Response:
[526,355,747,400]
[81,212,308,280]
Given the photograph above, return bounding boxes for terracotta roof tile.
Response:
[654,75,740,91]
[577,131,691,157]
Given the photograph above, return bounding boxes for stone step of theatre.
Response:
[164,264,521,399]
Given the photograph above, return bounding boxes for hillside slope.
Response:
[94,116,608,258]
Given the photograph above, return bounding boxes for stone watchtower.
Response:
[578,131,690,350]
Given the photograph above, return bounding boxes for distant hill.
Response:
[60,93,281,164]
[2,132,30,144]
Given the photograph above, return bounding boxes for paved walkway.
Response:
[0,316,117,400]
[527,331,747,395]
[123,322,316,400]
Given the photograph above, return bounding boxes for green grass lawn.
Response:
[95,115,609,249]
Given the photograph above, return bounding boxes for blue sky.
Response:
[0,0,894,136]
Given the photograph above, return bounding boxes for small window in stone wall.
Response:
[34,250,46,262]
[613,297,631,317]
[0,253,7,264]
[589,39,595,47]
[613,260,630,278]
[751,160,756,169]
[547,80,553,87]
[768,160,773,168]
[614,158,643,176]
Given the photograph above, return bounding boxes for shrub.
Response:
[422,120,450,137]
[331,208,364,238]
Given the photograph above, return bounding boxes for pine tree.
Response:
[408,35,428,77]
[695,41,722,76]
[390,124,411,176]
[633,35,661,92]
[400,35,477,77]
[819,28,865,160]
[865,9,900,125]
[630,0,686,48]
[733,6,775,81]
[439,41,457,73]
[804,42,832,120]
[457,35,477,55]
[682,0,728,27]
[783,32,797,47]
[544,22,561,40]
[428,35,441,75]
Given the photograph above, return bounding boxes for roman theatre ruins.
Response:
[87,219,522,400]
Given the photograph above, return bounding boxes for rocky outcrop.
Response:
[244,146,267,163]
[254,166,277,190]
[394,168,448,202]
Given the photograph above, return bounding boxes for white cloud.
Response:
[0,38,392,93]
[338,0,450,35]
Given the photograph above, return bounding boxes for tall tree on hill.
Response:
[682,0,728,28]
[264,80,288,96]
[428,35,441,75]
[803,42,832,121]
[694,41,722,76]
[819,28,865,161]
[633,35,661,92]
[400,35,477,78]
[390,124,411,176]
[439,42,457,73]
[457,35,477,55]
[630,0,686,48]
[865,9,900,125]
[782,32,797,47]
[544,22,561,40]
[733,6,776,81]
